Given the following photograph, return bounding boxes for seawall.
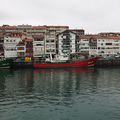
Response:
[10,59,120,68]
[11,62,33,68]
[95,59,120,67]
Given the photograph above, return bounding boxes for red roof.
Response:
[17,41,25,46]
[0,35,5,37]
[5,26,17,29]
[99,32,120,34]
[25,39,33,42]
[0,26,17,29]
[70,29,84,31]
[33,35,44,38]
[33,26,45,29]
[78,35,90,39]
[45,26,69,28]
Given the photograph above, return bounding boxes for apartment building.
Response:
[97,36,120,57]
[45,30,56,56]
[33,35,44,57]
[25,39,33,57]
[70,29,84,35]
[77,35,90,56]
[16,41,26,57]
[4,32,24,58]
[89,36,98,57]
[57,30,76,56]
[99,32,120,37]
[0,25,17,35]
[0,24,69,38]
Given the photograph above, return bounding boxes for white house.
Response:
[57,30,76,55]
[97,36,120,57]
[4,33,23,58]
[33,35,45,57]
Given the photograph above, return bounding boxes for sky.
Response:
[0,0,120,34]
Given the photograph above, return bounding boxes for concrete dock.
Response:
[10,59,120,68]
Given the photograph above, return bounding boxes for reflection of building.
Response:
[25,69,34,92]
[0,35,5,57]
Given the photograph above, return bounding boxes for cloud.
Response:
[0,0,120,33]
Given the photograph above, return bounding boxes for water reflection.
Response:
[33,68,98,97]
[0,68,98,96]
[1,68,120,120]
[0,70,10,91]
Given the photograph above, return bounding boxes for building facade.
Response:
[44,30,56,56]
[57,30,76,56]
[33,35,44,57]
[4,33,24,58]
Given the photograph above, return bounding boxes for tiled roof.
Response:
[49,29,56,31]
[25,39,33,42]
[33,35,44,38]
[99,32,120,34]
[17,41,25,46]
[5,26,17,29]
[45,26,69,28]
[0,35,5,37]
[6,32,25,38]
[33,26,45,29]
[78,35,90,39]
[70,29,84,31]
[0,26,17,29]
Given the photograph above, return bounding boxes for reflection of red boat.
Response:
[33,57,99,68]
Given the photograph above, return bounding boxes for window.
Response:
[46,40,49,43]
[51,40,54,42]
[106,43,112,45]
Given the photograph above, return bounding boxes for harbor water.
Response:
[0,67,120,120]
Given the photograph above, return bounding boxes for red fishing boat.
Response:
[33,56,99,69]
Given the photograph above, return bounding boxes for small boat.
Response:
[33,56,99,69]
[0,59,13,69]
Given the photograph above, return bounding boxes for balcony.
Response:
[17,47,25,50]
[26,50,33,53]
[0,40,4,43]
[0,49,4,51]
[26,44,33,47]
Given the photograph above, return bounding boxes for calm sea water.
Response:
[0,67,120,120]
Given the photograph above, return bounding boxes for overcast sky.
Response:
[0,0,120,34]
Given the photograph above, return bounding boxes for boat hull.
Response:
[0,59,13,69]
[33,57,99,69]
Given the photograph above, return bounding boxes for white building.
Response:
[77,35,90,56]
[4,33,23,58]
[16,41,26,57]
[97,36,120,57]
[57,30,76,55]
[33,35,45,57]
[45,30,56,55]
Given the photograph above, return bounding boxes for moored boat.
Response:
[33,56,99,69]
[0,59,13,69]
